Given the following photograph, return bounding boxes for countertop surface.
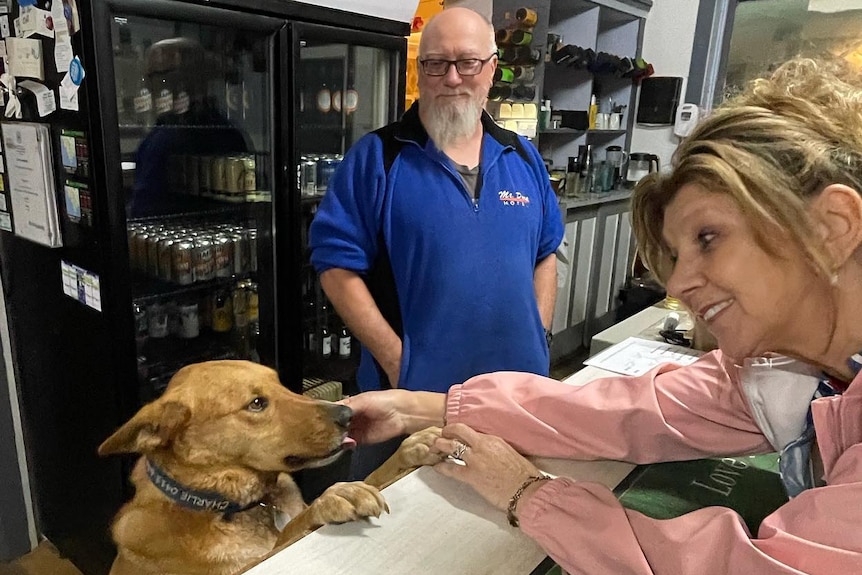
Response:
[243,365,635,575]
[558,189,632,210]
[242,305,681,575]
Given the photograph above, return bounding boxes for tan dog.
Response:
[98,360,440,575]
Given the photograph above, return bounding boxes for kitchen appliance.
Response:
[0,1,407,573]
[605,145,628,186]
[626,153,660,186]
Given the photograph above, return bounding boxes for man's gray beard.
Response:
[424,96,485,150]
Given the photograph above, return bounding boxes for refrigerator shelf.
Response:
[132,272,256,304]
[128,197,265,223]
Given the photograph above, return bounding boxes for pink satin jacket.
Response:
[445,350,862,574]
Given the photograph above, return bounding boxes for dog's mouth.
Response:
[284,435,357,470]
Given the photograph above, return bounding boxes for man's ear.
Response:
[98,400,191,456]
[810,184,862,268]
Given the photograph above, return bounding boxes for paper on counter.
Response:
[584,336,701,377]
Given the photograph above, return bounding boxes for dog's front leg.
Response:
[364,426,445,490]
[275,481,389,547]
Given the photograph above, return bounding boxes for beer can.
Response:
[172,239,195,285]
[146,233,163,279]
[186,155,200,195]
[192,236,214,282]
[242,154,256,191]
[225,156,244,195]
[213,234,233,278]
[231,232,249,274]
[132,232,151,274]
[199,156,213,194]
[157,236,177,282]
[211,156,227,194]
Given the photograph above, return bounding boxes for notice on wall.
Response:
[61,260,101,312]
[1,122,62,247]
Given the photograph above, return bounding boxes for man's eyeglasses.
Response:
[418,55,496,77]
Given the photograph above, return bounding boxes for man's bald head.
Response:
[418,7,496,58]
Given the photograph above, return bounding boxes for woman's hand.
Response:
[432,423,543,512]
[340,390,446,445]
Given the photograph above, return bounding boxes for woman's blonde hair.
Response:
[631,57,862,285]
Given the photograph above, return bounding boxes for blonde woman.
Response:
[345,58,862,574]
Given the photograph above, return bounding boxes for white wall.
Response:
[629,0,700,171]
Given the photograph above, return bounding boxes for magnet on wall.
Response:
[69,56,84,85]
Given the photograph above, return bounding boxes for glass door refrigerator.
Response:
[0,1,407,573]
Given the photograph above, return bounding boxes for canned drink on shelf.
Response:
[192,236,214,282]
[242,154,256,192]
[213,234,233,278]
[172,238,195,285]
[225,156,245,195]
[186,155,200,195]
[211,155,227,194]
[146,233,164,278]
[132,231,151,274]
[231,232,249,274]
[199,155,213,194]
[157,236,178,282]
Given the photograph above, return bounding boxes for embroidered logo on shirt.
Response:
[498,190,531,206]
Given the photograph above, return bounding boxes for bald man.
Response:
[309,7,563,476]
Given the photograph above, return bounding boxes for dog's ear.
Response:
[98,400,191,456]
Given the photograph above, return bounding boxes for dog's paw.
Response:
[396,426,445,467]
[310,481,389,526]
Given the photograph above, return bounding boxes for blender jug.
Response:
[605,145,628,188]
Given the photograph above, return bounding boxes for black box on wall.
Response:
[636,76,683,125]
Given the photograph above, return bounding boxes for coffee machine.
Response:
[625,152,659,187]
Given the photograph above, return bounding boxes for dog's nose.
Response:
[327,403,352,429]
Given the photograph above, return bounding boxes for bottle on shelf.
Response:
[515,7,538,28]
[133,44,155,126]
[588,94,598,130]
[538,99,551,131]
[494,67,515,84]
[512,66,535,82]
[512,84,536,101]
[578,144,593,194]
[114,25,137,125]
[154,75,174,117]
[511,30,533,46]
[337,323,352,360]
[565,156,580,198]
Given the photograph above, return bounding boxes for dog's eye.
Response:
[247,397,269,412]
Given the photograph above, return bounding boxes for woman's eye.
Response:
[247,397,269,412]
[697,231,716,250]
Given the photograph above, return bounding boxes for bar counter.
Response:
[243,365,636,575]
